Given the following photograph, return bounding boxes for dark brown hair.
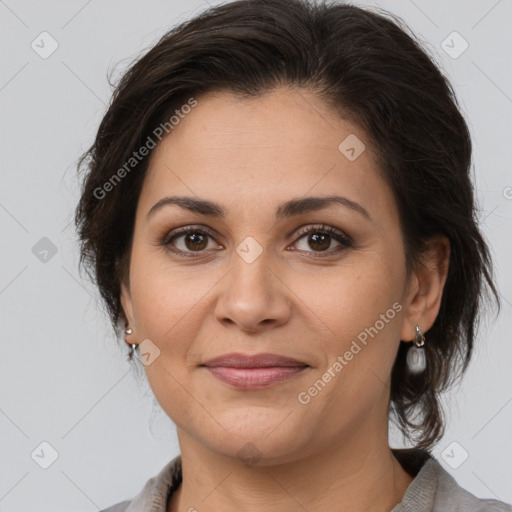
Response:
[74,0,500,450]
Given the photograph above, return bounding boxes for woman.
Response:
[75,0,511,510]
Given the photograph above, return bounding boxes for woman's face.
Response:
[121,87,423,463]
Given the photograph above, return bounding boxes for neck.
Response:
[168,430,414,512]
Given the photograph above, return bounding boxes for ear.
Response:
[120,277,135,330]
[400,235,450,342]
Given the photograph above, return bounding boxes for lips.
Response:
[206,366,307,389]
[201,352,308,368]
[200,353,310,389]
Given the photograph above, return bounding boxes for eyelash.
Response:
[161,224,352,259]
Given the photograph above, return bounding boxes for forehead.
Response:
[138,87,395,224]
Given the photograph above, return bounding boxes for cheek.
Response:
[143,364,194,435]
[309,266,403,386]
[129,247,192,333]
[304,264,401,340]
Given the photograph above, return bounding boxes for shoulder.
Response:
[392,448,512,512]
[99,454,182,512]
[429,457,512,512]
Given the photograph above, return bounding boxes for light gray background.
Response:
[1,0,511,510]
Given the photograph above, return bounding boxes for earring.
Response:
[406,325,426,374]
[124,327,137,359]
[129,344,138,358]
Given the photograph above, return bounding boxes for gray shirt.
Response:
[100,449,512,512]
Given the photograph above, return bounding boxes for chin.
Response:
[198,420,309,466]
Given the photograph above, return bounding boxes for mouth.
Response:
[201,352,309,368]
[203,365,310,389]
[200,352,310,389]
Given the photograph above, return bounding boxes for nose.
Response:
[214,250,292,333]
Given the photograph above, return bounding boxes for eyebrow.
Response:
[146,194,371,222]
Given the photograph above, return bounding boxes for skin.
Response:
[120,86,450,512]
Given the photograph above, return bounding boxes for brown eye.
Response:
[305,232,331,251]
[179,232,209,251]
[293,224,352,257]
[162,226,221,257]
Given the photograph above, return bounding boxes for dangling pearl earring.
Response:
[406,325,426,374]
[124,327,137,358]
